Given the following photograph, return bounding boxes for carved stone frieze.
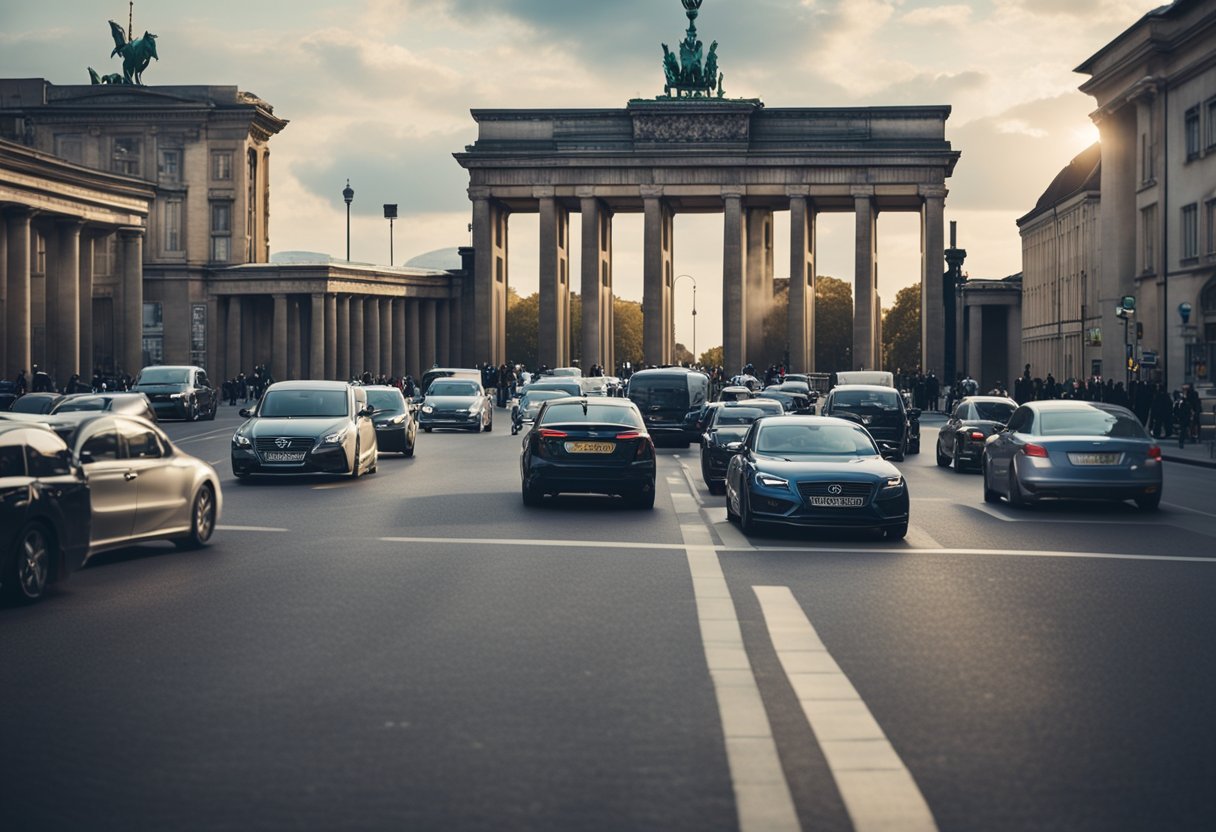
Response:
[633,112,750,144]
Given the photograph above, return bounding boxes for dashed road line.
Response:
[755,586,938,832]
[217,525,289,533]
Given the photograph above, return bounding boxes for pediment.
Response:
[51,87,210,108]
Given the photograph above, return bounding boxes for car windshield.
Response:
[429,381,480,397]
[973,402,1016,422]
[540,404,644,428]
[630,381,688,410]
[10,397,55,414]
[529,383,581,397]
[54,398,109,412]
[521,391,565,409]
[136,368,189,385]
[755,423,879,456]
[714,408,764,427]
[366,390,405,413]
[1037,408,1149,439]
[831,390,901,410]
[259,390,349,418]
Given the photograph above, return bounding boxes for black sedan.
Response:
[365,386,417,457]
[0,423,91,602]
[520,398,657,509]
[701,405,769,495]
[131,365,219,422]
[8,393,65,415]
[512,389,567,435]
[418,379,493,433]
[936,396,1017,471]
[759,387,814,414]
[725,416,910,539]
[819,385,920,460]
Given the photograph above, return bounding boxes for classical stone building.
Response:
[0,79,465,382]
[1077,0,1216,389]
[958,274,1023,393]
[1018,143,1102,382]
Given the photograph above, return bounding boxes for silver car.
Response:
[982,401,1163,510]
[35,413,222,553]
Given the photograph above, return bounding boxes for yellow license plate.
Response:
[565,441,616,454]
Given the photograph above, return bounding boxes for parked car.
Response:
[417,379,493,433]
[819,384,920,461]
[982,401,1163,510]
[51,393,158,422]
[232,382,378,479]
[8,393,65,415]
[701,405,770,495]
[520,397,656,509]
[936,396,1018,471]
[0,423,91,602]
[725,416,909,539]
[131,365,219,422]
[364,386,417,457]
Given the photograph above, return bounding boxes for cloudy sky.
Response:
[1,0,1155,351]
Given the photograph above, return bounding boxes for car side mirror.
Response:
[908,408,922,420]
[238,408,252,418]
[726,442,744,454]
[412,395,424,404]
[360,405,375,418]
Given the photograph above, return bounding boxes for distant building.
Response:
[1076,0,1216,389]
[959,273,1023,393]
[1017,143,1101,382]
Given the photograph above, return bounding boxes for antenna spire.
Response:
[129,2,134,36]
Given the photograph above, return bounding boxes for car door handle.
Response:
[124,472,139,482]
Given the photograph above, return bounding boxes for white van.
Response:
[835,371,895,388]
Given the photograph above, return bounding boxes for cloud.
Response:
[900,5,974,27]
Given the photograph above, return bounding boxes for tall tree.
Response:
[699,346,724,368]
[506,289,539,369]
[614,298,644,369]
[761,276,854,372]
[882,283,922,373]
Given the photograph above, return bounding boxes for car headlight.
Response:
[755,473,790,490]
[391,414,407,425]
[881,475,905,493]
[468,405,481,414]
[422,405,434,414]
[322,430,347,445]
[170,393,186,400]
[232,433,251,448]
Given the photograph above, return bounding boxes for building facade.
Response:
[1076,0,1216,390]
[959,274,1023,393]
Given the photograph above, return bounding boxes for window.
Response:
[0,444,26,478]
[1185,107,1200,160]
[211,202,232,262]
[55,134,83,164]
[212,151,233,181]
[164,199,183,252]
[1182,203,1199,260]
[1141,205,1157,272]
[112,137,142,177]
[35,233,46,274]
[211,236,231,263]
[121,424,164,460]
[1207,199,1216,256]
[159,148,181,183]
[1140,133,1156,183]
[25,431,71,478]
[143,302,164,367]
[81,431,121,463]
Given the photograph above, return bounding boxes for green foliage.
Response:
[614,298,644,368]
[759,276,854,372]
[699,346,724,368]
[506,288,539,368]
[505,289,645,371]
[882,284,922,373]
[673,343,695,365]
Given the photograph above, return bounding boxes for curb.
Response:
[1162,454,1216,470]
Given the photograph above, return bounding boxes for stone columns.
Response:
[226,297,243,379]
[5,210,33,379]
[788,190,816,372]
[722,190,747,375]
[920,187,947,376]
[336,295,350,381]
[272,293,288,382]
[1006,303,1023,392]
[324,294,337,380]
[79,233,95,377]
[52,220,83,381]
[118,227,144,378]
[437,300,451,368]
[379,298,393,377]
[311,294,326,381]
[643,189,674,366]
[421,300,438,374]
[580,193,613,371]
[287,297,302,380]
[392,299,406,379]
[0,220,7,376]
[207,294,222,385]
[365,297,382,377]
[746,207,775,367]
[350,295,365,379]
[405,300,421,378]
[448,295,463,369]
[968,304,983,384]
[469,188,508,366]
[538,193,571,368]
[853,188,877,371]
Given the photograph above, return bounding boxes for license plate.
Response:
[1068,453,1121,466]
[808,496,866,508]
[565,441,616,455]
[263,452,306,462]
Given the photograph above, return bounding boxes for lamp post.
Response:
[342,179,354,261]
[675,274,697,364]
[384,204,398,267]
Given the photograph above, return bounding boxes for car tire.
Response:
[886,523,908,541]
[423,427,433,433]
[739,488,756,534]
[350,440,363,479]
[726,486,740,523]
[1007,465,1026,508]
[1135,493,1161,512]
[908,441,920,456]
[176,484,217,550]
[485,415,493,432]
[952,444,966,473]
[633,483,656,510]
[188,399,199,422]
[522,481,543,507]
[4,522,54,603]
[404,435,416,458]
[936,441,951,467]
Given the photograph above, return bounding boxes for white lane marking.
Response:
[208,458,226,466]
[968,503,1172,526]
[672,475,800,831]
[173,426,240,445]
[1164,502,1216,520]
[379,536,689,551]
[216,525,288,533]
[755,586,938,832]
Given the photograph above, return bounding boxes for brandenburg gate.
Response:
[456,1,960,374]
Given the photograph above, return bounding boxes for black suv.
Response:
[132,366,219,422]
[819,385,920,461]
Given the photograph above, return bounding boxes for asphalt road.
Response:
[2,406,1214,831]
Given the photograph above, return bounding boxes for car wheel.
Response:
[350,440,363,479]
[208,402,218,421]
[423,427,433,433]
[1007,465,1026,508]
[886,523,908,541]
[485,414,493,432]
[1135,492,1161,512]
[982,458,1001,504]
[188,399,199,422]
[936,441,950,467]
[739,487,757,534]
[725,484,740,523]
[404,434,416,458]
[908,440,920,456]
[708,481,726,496]
[633,483,656,510]
[176,484,217,550]
[892,451,905,463]
[4,522,53,603]
[952,444,966,473]
[522,481,543,507]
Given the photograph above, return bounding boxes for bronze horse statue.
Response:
[102,19,158,85]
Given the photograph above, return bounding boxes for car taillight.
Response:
[1023,443,1049,458]
[538,429,568,439]
[616,432,641,440]
[969,431,985,441]
[1147,445,1162,462]
[635,437,654,460]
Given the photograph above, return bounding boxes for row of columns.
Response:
[221,293,458,383]
[469,186,947,375]
[1,208,143,382]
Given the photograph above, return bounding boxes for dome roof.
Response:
[405,248,463,271]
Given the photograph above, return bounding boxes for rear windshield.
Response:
[429,381,480,397]
[631,380,690,410]
[259,390,348,418]
[714,408,765,427]
[136,368,189,385]
[540,404,644,428]
[10,397,55,414]
[755,423,879,456]
[520,391,566,408]
[973,402,1016,422]
[1037,408,1148,439]
[529,383,582,397]
[831,390,902,410]
[366,390,405,413]
[54,398,108,412]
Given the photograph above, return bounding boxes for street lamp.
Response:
[342,179,355,261]
[384,204,398,267]
[675,274,697,364]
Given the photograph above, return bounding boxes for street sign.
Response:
[1141,350,1158,367]
[1122,295,1137,311]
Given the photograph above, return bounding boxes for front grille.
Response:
[796,481,873,498]
[255,437,315,453]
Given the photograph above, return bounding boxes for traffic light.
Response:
[1136,322,1144,340]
